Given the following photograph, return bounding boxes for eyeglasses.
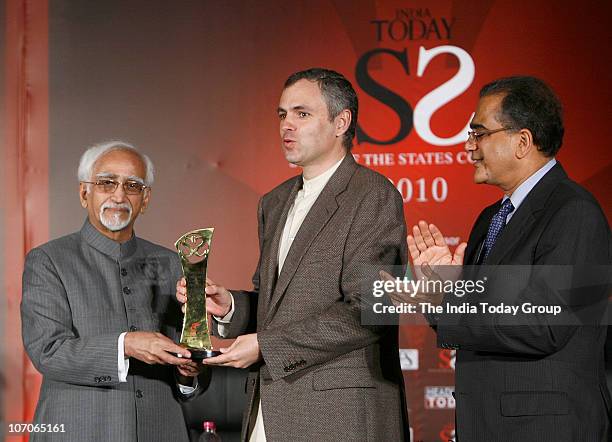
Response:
[81,179,148,195]
[467,127,514,145]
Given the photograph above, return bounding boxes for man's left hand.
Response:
[202,333,262,368]
[176,359,205,378]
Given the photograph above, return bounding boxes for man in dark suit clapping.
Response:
[403,77,611,441]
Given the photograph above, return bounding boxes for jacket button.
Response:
[121,268,128,277]
[123,286,131,295]
[136,390,143,398]
[129,325,138,332]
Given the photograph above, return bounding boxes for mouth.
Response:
[283,139,296,148]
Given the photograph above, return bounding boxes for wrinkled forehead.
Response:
[471,93,505,128]
[280,79,325,107]
[93,171,145,184]
[92,149,146,180]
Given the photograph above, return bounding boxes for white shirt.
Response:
[277,157,345,271]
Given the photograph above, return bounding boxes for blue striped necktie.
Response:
[483,199,515,260]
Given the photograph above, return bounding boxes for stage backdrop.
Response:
[3,1,611,441]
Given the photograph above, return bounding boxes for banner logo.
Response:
[424,386,455,409]
[399,348,419,370]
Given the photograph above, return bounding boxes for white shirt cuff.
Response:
[118,332,129,382]
[177,376,199,395]
[213,292,235,338]
[214,292,235,323]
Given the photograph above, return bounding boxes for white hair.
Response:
[77,140,155,186]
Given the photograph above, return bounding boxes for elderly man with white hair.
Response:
[21,141,205,442]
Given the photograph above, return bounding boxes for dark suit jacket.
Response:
[21,220,200,442]
[436,163,611,441]
[220,155,410,441]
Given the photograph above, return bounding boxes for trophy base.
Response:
[187,348,222,360]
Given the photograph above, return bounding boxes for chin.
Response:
[473,171,488,184]
[101,216,131,232]
[284,154,302,166]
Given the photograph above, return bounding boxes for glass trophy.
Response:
[175,228,221,359]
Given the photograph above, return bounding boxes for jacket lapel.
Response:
[263,155,358,325]
[258,178,302,314]
[484,205,537,264]
[465,208,495,265]
[484,163,567,265]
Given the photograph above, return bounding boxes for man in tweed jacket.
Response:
[177,69,410,441]
[21,141,204,441]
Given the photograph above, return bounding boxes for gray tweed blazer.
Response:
[221,155,410,441]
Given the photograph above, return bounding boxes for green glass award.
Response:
[175,228,220,359]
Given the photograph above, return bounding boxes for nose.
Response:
[110,182,128,201]
[281,115,296,133]
[464,140,476,153]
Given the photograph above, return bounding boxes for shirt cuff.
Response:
[118,332,129,382]
[177,376,199,395]
[213,292,235,338]
[213,292,235,323]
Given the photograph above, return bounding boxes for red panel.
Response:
[4,0,48,438]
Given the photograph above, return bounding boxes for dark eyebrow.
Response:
[278,105,312,113]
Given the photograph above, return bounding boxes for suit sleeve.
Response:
[258,182,407,381]
[21,248,122,386]
[436,197,611,355]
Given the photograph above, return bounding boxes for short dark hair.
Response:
[480,76,564,157]
[284,68,358,150]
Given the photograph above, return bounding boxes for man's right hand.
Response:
[408,220,466,267]
[380,221,468,308]
[175,277,232,318]
[124,331,192,365]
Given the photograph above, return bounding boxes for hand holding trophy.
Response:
[175,228,221,359]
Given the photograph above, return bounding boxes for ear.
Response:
[334,109,352,138]
[79,183,89,208]
[140,187,151,213]
[514,128,534,159]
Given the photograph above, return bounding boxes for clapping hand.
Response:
[380,221,467,306]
